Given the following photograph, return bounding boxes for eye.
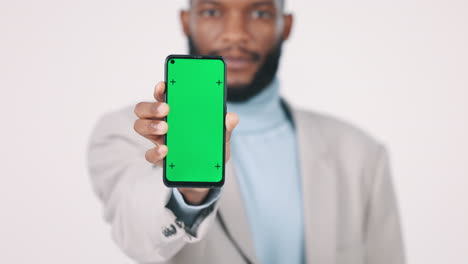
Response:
[200,9,221,18]
[251,10,273,19]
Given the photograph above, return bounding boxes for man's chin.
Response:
[226,70,256,82]
[227,80,250,89]
[226,84,253,102]
[188,36,283,103]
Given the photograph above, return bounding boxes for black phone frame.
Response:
[163,54,227,188]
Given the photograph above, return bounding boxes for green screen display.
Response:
[164,55,226,187]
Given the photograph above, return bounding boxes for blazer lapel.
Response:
[217,98,337,264]
[288,101,337,264]
[218,158,259,263]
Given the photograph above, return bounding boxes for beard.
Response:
[188,37,283,103]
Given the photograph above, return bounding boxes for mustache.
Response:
[206,46,262,62]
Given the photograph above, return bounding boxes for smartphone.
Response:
[163,55,226,188]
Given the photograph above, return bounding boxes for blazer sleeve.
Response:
[167,188,222,227]
[86,111,220,263]
[364,145,406,264]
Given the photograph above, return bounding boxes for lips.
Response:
[213,47,260,71]
[223,56,253,70]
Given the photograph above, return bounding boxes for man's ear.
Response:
[281,13,293,41]
[180,10,190,37]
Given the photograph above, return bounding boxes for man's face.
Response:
[181,0,292,101]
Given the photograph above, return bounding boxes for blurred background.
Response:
[1,0,467,263]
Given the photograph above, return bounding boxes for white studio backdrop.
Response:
[1,0,467,263]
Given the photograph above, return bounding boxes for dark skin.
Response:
[134,0,293,205]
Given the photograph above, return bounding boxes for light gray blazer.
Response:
[87,99,405,264]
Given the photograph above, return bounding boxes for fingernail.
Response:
[156,103,167,114]
[151,123,161,131]
[158,145,166,154]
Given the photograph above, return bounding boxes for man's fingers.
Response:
[225,112,239,142]
[154,81,166,102]
[148,136,165,147]
[134,101,169,120]
[134,119,168,138]
[145,145,168,166]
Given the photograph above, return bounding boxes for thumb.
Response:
[225,112,239,142]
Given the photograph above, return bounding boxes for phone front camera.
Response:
[171,60,175,64]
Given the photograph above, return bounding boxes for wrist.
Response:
[177,188,210,205]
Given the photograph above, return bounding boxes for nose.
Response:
[220,11,249,47]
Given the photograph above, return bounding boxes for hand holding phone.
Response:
[133,61,239,203]
[163,55,232,188]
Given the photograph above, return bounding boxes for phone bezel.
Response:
[163,54,227,188]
